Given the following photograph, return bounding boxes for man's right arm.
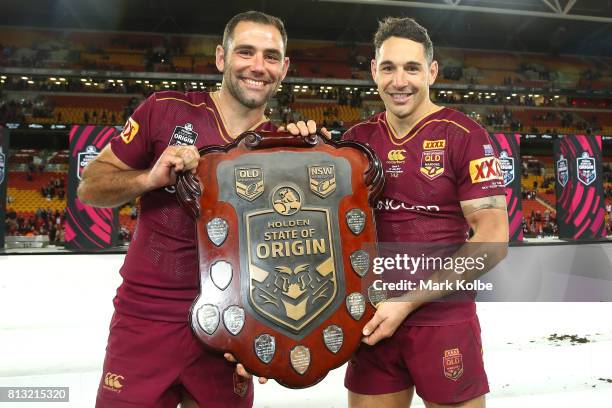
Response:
[77,144,200,208]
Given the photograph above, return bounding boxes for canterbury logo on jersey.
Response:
[103,372,125,392]
[120,117,139,144]
[423,139,445,150]
[387,149,406,161]
[469,157,502,183]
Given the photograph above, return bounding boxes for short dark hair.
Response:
[222,11,287,54]
[373,17,434,64]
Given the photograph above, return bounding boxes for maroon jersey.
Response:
[110,91,275,322]
[343,107,504,325]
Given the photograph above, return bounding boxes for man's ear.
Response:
[428,60,439,86]
[280,56,290,81]
[215,45,225,73]
[370,58,377,82]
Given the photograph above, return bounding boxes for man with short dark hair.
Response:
[80,11,316,408]
[343,17,508,408]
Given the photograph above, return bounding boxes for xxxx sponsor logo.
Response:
[103,372,125,392]
[120,117,139,144]
[423,139,445,150]
[469,157,502,183]
[443,348,464,381]
[387,149,406,162]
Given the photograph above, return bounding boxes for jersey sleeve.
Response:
[452,127,505,201]
[110,94,156,170]
[341,126,358,142]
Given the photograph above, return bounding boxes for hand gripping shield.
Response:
[176,131,384,388]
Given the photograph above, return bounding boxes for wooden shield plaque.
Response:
[176,131,384,388]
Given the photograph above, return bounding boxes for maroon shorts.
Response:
[96,312,253,408]
[344,317,488,405]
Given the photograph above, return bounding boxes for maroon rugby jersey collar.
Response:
[383,106,447,146]
[209,92,269,141]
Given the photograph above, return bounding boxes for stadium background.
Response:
[0,1,611,407]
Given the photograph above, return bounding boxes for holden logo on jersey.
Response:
[556,155,568,187]
[423,139,445,150]
[469,157,502,184]
[576,151,596,186]
[420,149,445,180]
[120,117,139,144]
[499,150,515,186]
[77,145,99,180]
[387,149,406,162]
[169,122,198,146]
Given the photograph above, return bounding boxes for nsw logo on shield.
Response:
[556,155,568,187]
[0,148,5,184]
[499,150,514,187]
[77,145,99,180]
[576,152,596,186]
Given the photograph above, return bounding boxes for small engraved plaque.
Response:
[346,292,366,320]
[223,306,245,336]
[207,218,228,246]
[323,325,344,354]
[210,260,232,290]
[290,345,311,375]
[254,334,276,364]
[367,285,388,308]
[350,250,370,277]
[197,304,219,335]
[346,208,366,235]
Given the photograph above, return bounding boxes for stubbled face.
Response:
[216,21,289,109]
[372,36,438,121]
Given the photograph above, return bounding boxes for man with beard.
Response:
[342,17,508,408]
[79,11,317,408]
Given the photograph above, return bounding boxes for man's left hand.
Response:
[361,300,416,346]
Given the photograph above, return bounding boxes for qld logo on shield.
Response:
[556,155,568,187]
[576,152,596,186]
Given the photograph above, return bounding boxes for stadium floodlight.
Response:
[108,79,115,83]
[171,82,176,85]
[117,80,123,83]
[21,76,28,80]
[27,80,34,84]
[55,81,61,85]
[554,95,560,98]
[144,80,150,84]
[327,86,333,90]
[50,77,56,81]
[491,93,496,96]
[0,75,6,79]
[136,80,142,84]
[59,78,66,81]
[468,91,474,95]
[534,94,540,97]
[511,93,517,96]
[80,78,87,82]
[162,81,168,84]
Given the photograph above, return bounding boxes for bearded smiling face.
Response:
[218,21,289,109]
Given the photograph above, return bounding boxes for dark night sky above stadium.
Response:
[1,0,611,57]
